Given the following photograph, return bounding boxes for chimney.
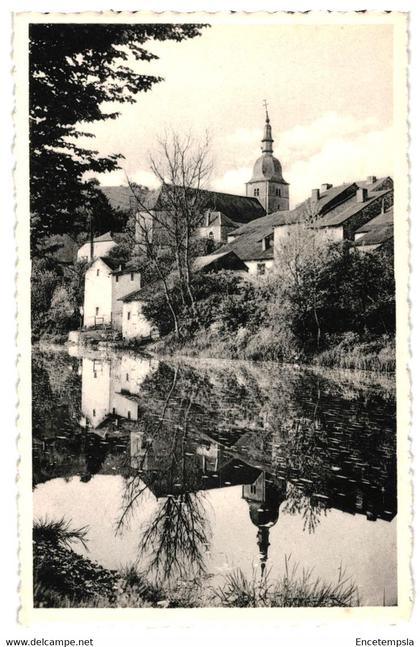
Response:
[367,176,377,184]
[321,183,333,192]
[311,189,320,203]
[356,188,368,203]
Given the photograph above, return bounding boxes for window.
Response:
[127,411,131,420]
[115,275,119,283]
[95,307,99,316]
[250,484,257,495]
[208,231,214,240]
[257,263,266,276]
[130,272,134,281]
[127,311,131,321]
[96,269,100,276]
[254,188,260,197]
[93,409,96,417]
[112,408,116,415]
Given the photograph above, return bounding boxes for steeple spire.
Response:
[261,99,274,154]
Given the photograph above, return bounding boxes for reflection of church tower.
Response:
[246,106,289,214]
[242,471,287,576]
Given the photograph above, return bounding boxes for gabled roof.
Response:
[92,256,121,271]
[353,225,394,247]
[192,250,247,272]
[355,207,394,234]
[215,210,285,262]
[92,231,114,243]
[140,184,266,225]
[314,190,391,228]
[357,176,393,192]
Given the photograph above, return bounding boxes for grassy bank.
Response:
[34,518,359,608]
[150,328,395,373]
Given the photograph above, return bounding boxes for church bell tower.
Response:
[246,104,289,214]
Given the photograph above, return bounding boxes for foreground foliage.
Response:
[33,518,359,608]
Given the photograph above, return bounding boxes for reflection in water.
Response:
[32,348,397,603]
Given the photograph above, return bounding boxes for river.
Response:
[32,345,397,606]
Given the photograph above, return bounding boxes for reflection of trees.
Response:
[283,484,326,534]
[116,365,211,584]
[139,492,208,584]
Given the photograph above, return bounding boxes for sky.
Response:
[83,21,394,207]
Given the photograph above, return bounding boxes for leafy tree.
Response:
[30,22,206,250]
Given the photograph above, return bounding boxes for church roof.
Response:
[142,184,266,225]
[248,153,288,184]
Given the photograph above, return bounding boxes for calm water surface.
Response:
[32,346,397,606]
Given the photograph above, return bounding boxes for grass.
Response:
[312,336,395,372]
[213,559,359,608]
[34,519,360,608]
[152,326,395,373]
[33,517,89,550]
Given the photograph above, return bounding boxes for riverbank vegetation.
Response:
[145,240,395,372]
[33,518,359,608]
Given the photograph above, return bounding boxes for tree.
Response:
[128,131,213,336]
[30,23,207,251]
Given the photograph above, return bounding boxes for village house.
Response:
[353,206,394,253]
[272,177,393,264]
[82,257,141,330]
[119,249,247,341]
[77,231,122,263]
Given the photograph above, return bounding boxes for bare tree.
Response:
[271,200,330,349]
[127,131,213,332]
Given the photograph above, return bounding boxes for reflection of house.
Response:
[80,354,158,430]
[82,258,141,330]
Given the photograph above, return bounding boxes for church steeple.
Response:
[261,103,274,154]
[245,103,290,214]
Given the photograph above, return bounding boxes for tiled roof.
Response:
[192,250,247,271]
[96,256,121,271]
[93,231,114,242]
[355,207,394,234]
[353,225,394,247]
[141,184,266,225]
[357,176,393,192]
[314,190,390,228]
[215,210,285,262]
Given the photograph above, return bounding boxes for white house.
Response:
[119,290,155,341]
[82,257,141,331]
[77,231,119,263]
